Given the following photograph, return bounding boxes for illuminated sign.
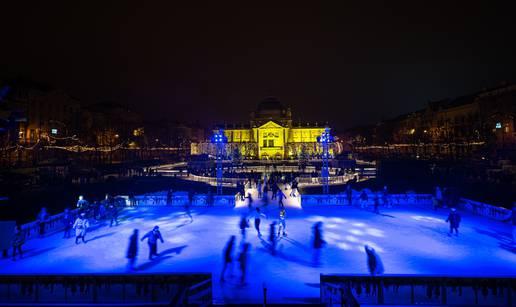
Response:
[495,122,502,129]
[51,128,58,134]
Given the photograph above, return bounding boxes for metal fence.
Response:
[321,274,515,307]
[0,274,212,306]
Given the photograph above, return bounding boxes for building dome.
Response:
[255,97,286,119]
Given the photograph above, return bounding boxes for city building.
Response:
[0,78,81,145]
[344,82,516,160]
[192,97,340,159]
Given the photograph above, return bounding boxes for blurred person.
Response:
[126,229,139,270]
[278,207,287,237]
[62,208,74,239]
[141,226,164,260]
[238,243,251,285]
[220,236,236,282]
[11,225,25,261]
[73,212,90,244]
[446,208,461,236]
[37,207,49,237]
[365,245,384,276]
[312,222,325,266]
[253,207,267,236]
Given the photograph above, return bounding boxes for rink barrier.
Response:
[459,198,512,221]
[301,193,433,207]
[321,274,515,306]
[19,209,81,241]
[0,273,212,306]
[130,192,236,207]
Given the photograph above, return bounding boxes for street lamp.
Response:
[211,130,228,195]
[317,127,333,194]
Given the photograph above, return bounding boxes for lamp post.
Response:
[211,130,227,195]
[317,127,333,194]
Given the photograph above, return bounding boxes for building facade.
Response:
[344,82,516,160]
[192,97,338,159]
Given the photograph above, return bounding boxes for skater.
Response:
[435,186,443,208]
[184,194,193,222]
[238,243,251,285]
[11,225,24,261]
[312,222,325,266]
[220,235,236,282]
[346,184,353,205]
[239,214,249,239]
[432,196,439,211]
[73,212,90,244]
[276,188,286,205]
[257,180,263,199]
[290,179,298,197]
[141,226,164,260]
[263,183,269,201]
[382,185,391,208]
[62,208,74,239]
[359,190,368,209]
[278,207,287,237]
[76,195,89,212]
[37,207,49,237]
[247,192,254,209]
[364,245,384,276]
[166,189,173,205]
[108,202,119,227]
[126,229,139,270]
[253,207,267,236]
[271,184,278,200]
[446,208,461,236]
[269,221,277,255]
[373,193,380,214]
[207,188,214,206]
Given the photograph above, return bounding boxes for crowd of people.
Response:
[4,171,515,288]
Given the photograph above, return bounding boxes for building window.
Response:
[268,139,274,147]
[263,140,267,147]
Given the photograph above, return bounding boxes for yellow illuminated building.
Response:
[192,97,337,159]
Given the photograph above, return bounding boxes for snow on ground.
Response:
[0,190,515,304]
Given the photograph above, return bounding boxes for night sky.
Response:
[1,2,516,131]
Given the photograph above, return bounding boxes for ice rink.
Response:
[1,196,515,304]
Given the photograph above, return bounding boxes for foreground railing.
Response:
[321,274,515,307]
[0,274,211,306]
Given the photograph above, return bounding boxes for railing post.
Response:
[377,279,384,304]
[441,283,447,305]
[410,283,415,305]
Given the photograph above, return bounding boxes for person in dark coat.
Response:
[12,225,25,261]
[253,207,267,236]
[373,193,380,214]
[446,208,461,236]
[126,229,139,270]
[62,208,74,239]
[238,243,251,285]
[346,184,353,205]
[220,235,236,282]
[365,245,384,276]
[108,202,119,227]
[141,226,164,260]
[239,214,249,238]
[268,221,277,255]
[312,222,325,266]
[37,207,49,237]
